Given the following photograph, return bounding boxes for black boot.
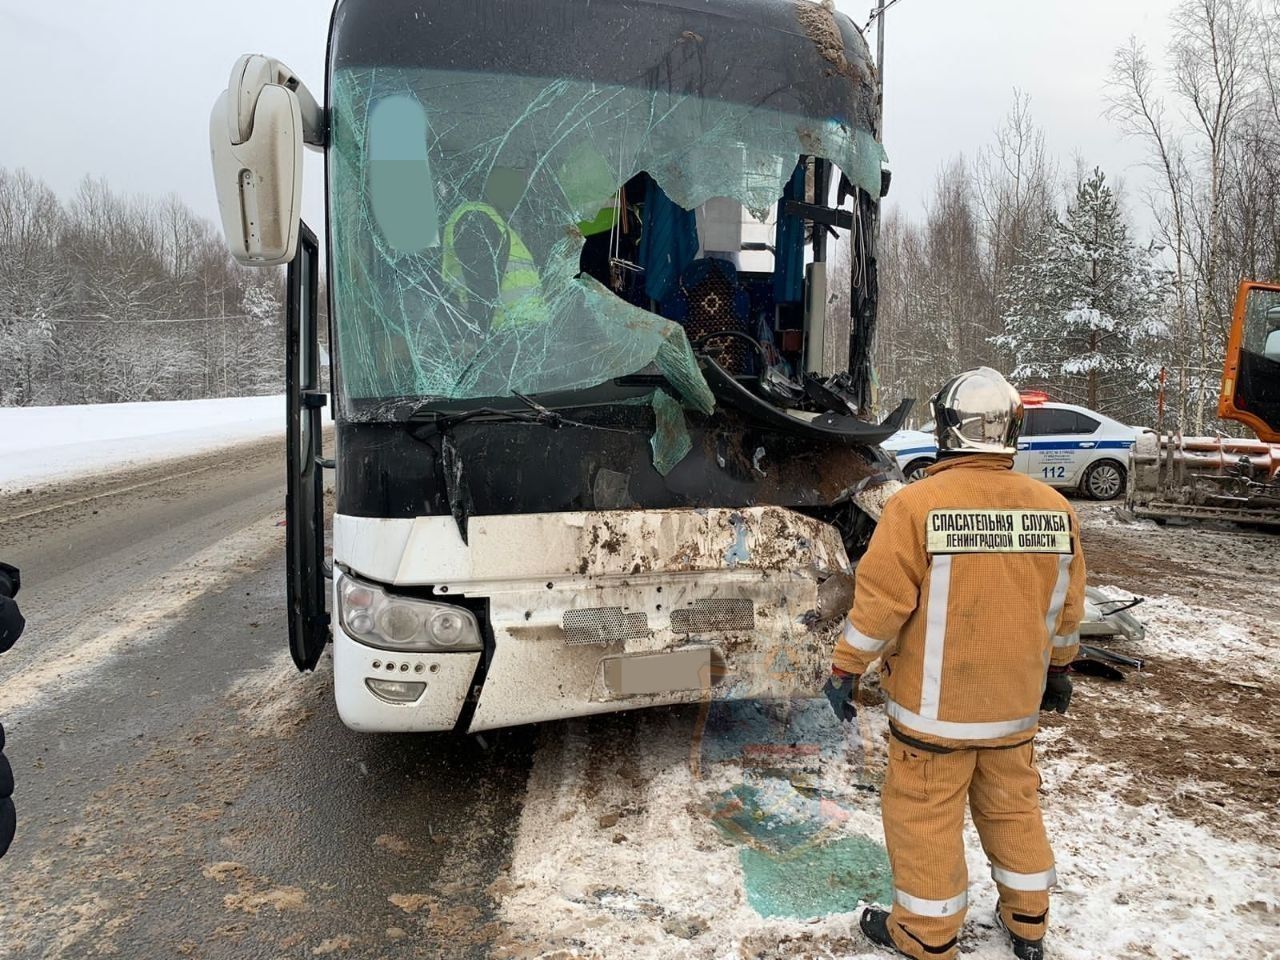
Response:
[859,908,911,958]
[995,910,1045,960]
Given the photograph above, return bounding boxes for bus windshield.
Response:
[328,67,885,415]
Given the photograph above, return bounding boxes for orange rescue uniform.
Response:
[835,455,1086,960]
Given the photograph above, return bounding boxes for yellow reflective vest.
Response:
[834,455,1087,749]
[440,202,545,329]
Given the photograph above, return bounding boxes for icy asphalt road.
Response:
[0,440,536,959]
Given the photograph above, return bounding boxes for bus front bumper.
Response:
[331,506,854,733]
[332,629,480,732]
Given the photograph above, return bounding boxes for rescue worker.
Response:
[824,367,1084,960]
[0,561,25,858]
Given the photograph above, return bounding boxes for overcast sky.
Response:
[846,0,1178,221]
[0,0,1178,240]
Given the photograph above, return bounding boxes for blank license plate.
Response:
[601,647,718,697]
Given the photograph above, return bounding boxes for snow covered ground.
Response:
[6,395,1273,958]
[489,503,1280,960]
[0,395,284,492]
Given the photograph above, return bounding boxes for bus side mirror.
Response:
[210,57,308,266]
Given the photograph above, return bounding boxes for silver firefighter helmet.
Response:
[930,367,1024,456]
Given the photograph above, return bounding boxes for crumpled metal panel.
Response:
[1081,587,1146,643]
[334,508,857,731]
[470,577,836,730]
[335,414,896,520]
[451,507,851,584]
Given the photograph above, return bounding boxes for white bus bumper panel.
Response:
[334,507,852,733]
[332,628,480,732]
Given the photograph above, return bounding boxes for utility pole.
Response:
[867,1,903,134]
[875,3,886,135]
[864,0,892,418]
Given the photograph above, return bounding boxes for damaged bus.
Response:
[209,0,903,732]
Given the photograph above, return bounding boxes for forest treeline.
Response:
[0,169,285,406]
[866,0,1280,431]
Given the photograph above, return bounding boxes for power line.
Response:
[865,0,908,31]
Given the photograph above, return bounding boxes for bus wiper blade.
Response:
[512,391,558,420]
[416,406,562,430]
[406,397,634,435]
[400,397,560,429]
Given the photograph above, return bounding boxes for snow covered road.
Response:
[0,466,1276,959]
[0,440,535,959]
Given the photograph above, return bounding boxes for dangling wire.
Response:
[864,0,908,30]
[850,201,868,293]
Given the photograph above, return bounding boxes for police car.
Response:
[881,394,1139,500]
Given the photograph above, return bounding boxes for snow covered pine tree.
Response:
[993,168,1168,422]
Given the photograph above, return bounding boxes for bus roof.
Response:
[330,0,880,135]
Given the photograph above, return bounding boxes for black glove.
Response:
[0,733,11,859]
[0,561,19,860]
[0,562,18,599]
[0,562,22,655]
[0,797,13,860]
[0,596,23,656]
[822,673,859,722]
[1041,667,1073,714]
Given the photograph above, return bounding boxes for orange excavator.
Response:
[1128,280,1280,526]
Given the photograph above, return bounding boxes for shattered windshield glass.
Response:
[329,68,886,415]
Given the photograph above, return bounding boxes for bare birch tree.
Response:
[1108,0,1267,430]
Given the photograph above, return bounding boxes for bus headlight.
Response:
[428,609,469,646]
[337,574,482,652]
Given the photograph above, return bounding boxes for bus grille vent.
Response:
[563,607,650,645]
[670,599,755,634]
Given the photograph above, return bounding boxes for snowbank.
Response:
[0,395,284,491]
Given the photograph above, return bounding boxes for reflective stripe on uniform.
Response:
[1044,554,1073,639]
[991,864,1058,891]
[918,555,953,720]
[895,888,968,918]
[887,699,1039,741]
[440,202,544,328]
[842,620,889,653]
[1052,631,1079,648]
